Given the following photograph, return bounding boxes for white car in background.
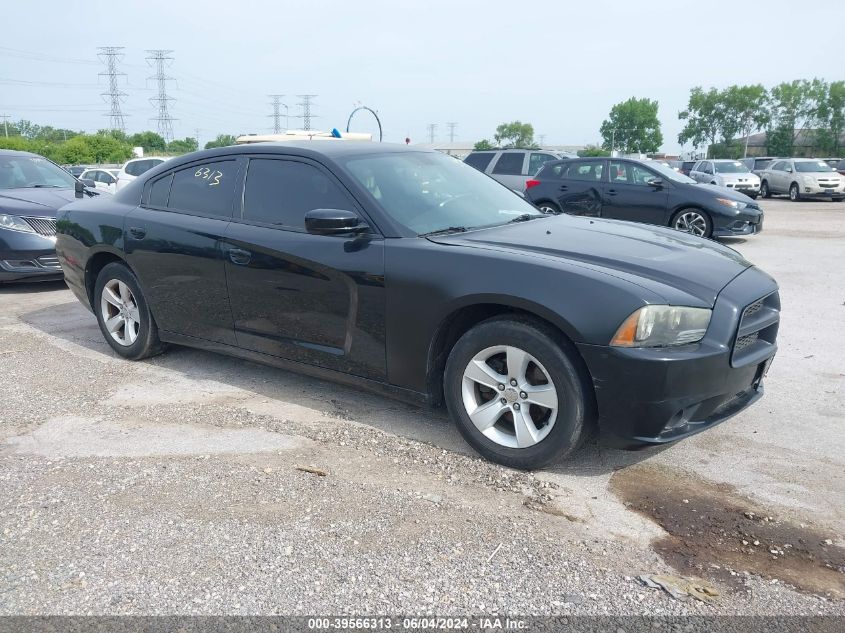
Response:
[79,168,120,194]
[115,157,168,192]
[689,159,761,199]
[758,158,845,201]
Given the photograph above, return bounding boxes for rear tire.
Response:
[789,183,800,202]
[444,316,592,469]
[537,201,562,214]
[760,180,771,198]
[94,262,166,360]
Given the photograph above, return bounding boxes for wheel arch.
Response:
[424,299,593,409]
[84,249,132,310]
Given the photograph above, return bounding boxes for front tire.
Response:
[760,180,771,198]
[789,183,800,202]
[671,208,712,238]
[444,316,591,469]
[94,262,166,360]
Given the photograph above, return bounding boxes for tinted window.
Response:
[148,173,173,207]
[464,152,495,171]
[167,161,235,216]
[538,162,566,178]
[126,159,164,177]
[563,160,604,181]
[243,159,354,229]
[492,152,525,175]
[528,153,557,176]
[609,161,657,185]
[754,159,774,170]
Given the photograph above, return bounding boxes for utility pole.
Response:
[446,122,458,143]
[538,134,546,147]
[146,49,177,142]
[297,95,317,131]
[98,46,127,133]
[1,114,9,138]
[195,128,201,151]
[427,123,437,144]
[268,94,288,134]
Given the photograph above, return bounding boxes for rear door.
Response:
[601,161,669,225]
[555,159,605,216]
[124,156,242,345]
[489,152,527,190]
[222,156,387,381]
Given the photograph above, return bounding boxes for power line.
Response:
[446,122,458,143]
[297,95,317,131]
[98,47,127,133]
[268,94,288,134]
[146,49,176,142]
[427,123,437,144]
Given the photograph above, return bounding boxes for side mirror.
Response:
[74,180,86,198]
[786,168,793,173]
[304,209,368,236]
[81,178,96,189]
[648,178,664,188]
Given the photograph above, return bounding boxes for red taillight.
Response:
[525,179,540,189]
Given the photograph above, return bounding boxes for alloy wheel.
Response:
[789,184,799,201]
[674,211,707,236]
[100,279,140,346]
[461,345,558,449]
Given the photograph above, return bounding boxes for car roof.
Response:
[0,149,38,157]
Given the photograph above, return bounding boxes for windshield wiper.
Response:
[507,213,543,223]
[419,226,469,237]
[22,184,62,188]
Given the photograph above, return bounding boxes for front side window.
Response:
[702,162,714,174]
[771,161,787,171]
[491,152,525,175]
[242,159,354,229]
[344,151,542,236]
[166,160,235,216]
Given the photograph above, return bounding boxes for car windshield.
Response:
[795,161,835,173]
[344,151,544,235]
[645,161,696,184]
[0,155,77,189]
[715,161,750,174]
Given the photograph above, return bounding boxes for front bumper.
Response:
[723,182,760,195]
[0,227,63,282]
[577,267,779,446]
[712,211,763,238]
[798,183,844,197]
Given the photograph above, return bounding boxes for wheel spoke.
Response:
[468,398,507,432]
[118,281,131,303]
[464,359,506,390]
[125,318,138,344]
[506,346,530,383]
[105,314,124,333]
[103,286,122,309]
[514,408,540,448]
[523,384,557,410]
[127,306,140,323]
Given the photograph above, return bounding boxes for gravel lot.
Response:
[1,199,843,616]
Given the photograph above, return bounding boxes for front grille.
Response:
[731,292,780,366]
[22,217,57,237]
[36,255,61,269]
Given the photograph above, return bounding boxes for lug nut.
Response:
[497,384,505,391]
[520,391,527,399]
[500,398,507,405]
[510,378,518,386]
[513,403,521,411]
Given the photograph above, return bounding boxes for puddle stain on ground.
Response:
[609,464,845,599]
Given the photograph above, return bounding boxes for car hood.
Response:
[429,215,751,306]
[695,183,757,204]
[716,172,759,182]
[0,187,78,217]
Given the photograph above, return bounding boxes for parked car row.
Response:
[757,158,844,201]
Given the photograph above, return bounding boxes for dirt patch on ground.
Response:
[610,464,845,599]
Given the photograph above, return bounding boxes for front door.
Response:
[601,161,669,226]
[223,156,387,381]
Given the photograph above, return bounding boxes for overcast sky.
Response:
[0,0,837,152]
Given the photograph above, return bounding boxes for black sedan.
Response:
[0,150,99,282]
[55,143,779,469]
[525,157,763,239]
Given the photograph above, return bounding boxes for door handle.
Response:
[228,248,252,266]
[606,189,618,196]
[128,226,146,239]
[558,185,568,191]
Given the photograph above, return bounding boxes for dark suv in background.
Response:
[525,157,763,238]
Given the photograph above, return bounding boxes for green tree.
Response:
[473,139,494,150]
[204,134,237,149]
[493,121,535,148]
[167,137,199,154]
[678,87,723,154]
[767,79,826,155]
[815,80,845,155]
[719,85,770,157]
[600,97,662,154]
[128,131,167,153]
[578,144,610,157]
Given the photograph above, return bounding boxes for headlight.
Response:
[0,213,35,233]
[611,305,712,347]
[716,197,747,210]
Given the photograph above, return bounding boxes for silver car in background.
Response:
[690,159,761,199]
[758,158,845,201]
[464,148,576,191]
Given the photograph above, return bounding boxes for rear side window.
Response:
[563,160,604,181]
[148,173,173,207]
[464,152,495,171]
[492,152,525,175]
[126,160,152,176]
[242,159,354,230]
[166,160,236,216]
[528,153,557,175]
[537,162,565,178]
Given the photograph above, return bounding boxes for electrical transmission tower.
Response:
[297,95,317,130]
[268,95,288,133]
[446,122,458,143]
[146,49,177,141]
[98,47,127,133]
[427,123,437,143]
